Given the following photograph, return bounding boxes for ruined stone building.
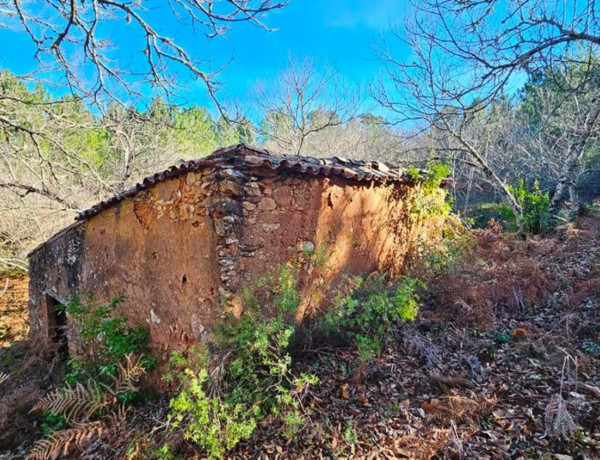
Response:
[28,144,444,359]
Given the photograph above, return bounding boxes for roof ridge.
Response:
[72,144,413,222]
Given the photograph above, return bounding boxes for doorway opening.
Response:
[46,294,69,358]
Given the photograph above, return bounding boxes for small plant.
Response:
[62,294,155,381]
[581,341,600,357]
[321,275,424,364]
[40,412,67,436]
[490,330,511,344]
[169,368,258,458]
[168,263,317,458]
[343,422,358,445]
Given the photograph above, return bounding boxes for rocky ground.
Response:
[1,212,600,459]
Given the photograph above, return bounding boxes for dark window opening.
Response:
[182,274,188,284]
[46,295,69,359]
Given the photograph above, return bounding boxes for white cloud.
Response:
[325,0,406,31]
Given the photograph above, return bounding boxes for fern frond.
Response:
[112,354,146,395]
[26,420,104,460]
[106,404,129,427]
[31,380,110,424]
[0,372,9,385]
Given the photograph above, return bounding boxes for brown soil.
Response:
[0,273,29,347]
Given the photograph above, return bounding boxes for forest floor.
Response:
[1,211,600,459]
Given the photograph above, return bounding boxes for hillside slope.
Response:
[1,213,599,459]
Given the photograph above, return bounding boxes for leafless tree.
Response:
[0,1,288,268]
[374,0,600,219]
[254,58,362,156]
[0,0,287,111]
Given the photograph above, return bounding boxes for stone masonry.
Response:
[27,144,445,361]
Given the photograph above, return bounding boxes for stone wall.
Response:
[29,169,224,360]
[28,163,438,359]
[214,168,424,321]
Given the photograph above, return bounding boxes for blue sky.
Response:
[214,0,408,101]
[0,0,410,110]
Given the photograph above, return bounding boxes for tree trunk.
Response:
[452,131,524,223]
[568,184,581,218]
[549,96,600,216]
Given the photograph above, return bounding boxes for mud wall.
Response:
[29,169,224,359]
[29,165,439,358]
[214,169,427,321]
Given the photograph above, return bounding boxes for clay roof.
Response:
[76,144,418,221]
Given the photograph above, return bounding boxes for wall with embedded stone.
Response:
[211,169,423,322]
[28,162,434,360]
[29,168,225,360]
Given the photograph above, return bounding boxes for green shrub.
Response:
[321,275,424,363]
[168,267,425,457]
[169,368,258,458]
[408,161,471,273]
[61,294,155,382]
[168,264,317,458]
[494,179,551,234]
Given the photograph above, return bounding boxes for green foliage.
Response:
[343,422,358,445]
[61,294,155,382]
[491,330,511,344]
[167,267,425,457]
[410,161,453,218]
[406,166,421,182]
[581,341,600,357]
[322,275,424,363]
[41,411,67,436]
[423,162,451,195]
[36,295,154,457]
[494,179,551,234]
[168,264,316,458]
[172,106,218,156]
[169,369,258,458]
[153,444,175,460]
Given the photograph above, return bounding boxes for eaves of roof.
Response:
[76,143,419,221]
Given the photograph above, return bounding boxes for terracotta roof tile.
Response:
[76,144,416,221]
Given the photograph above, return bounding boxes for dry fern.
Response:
[31,353,147,425]
[27,354,147,459]
[421,395,497,423]
[112,354,146,395]
[392,427,450,459]
[0,372,8,385]
[26,421,104,460]
[31,379,110,424]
